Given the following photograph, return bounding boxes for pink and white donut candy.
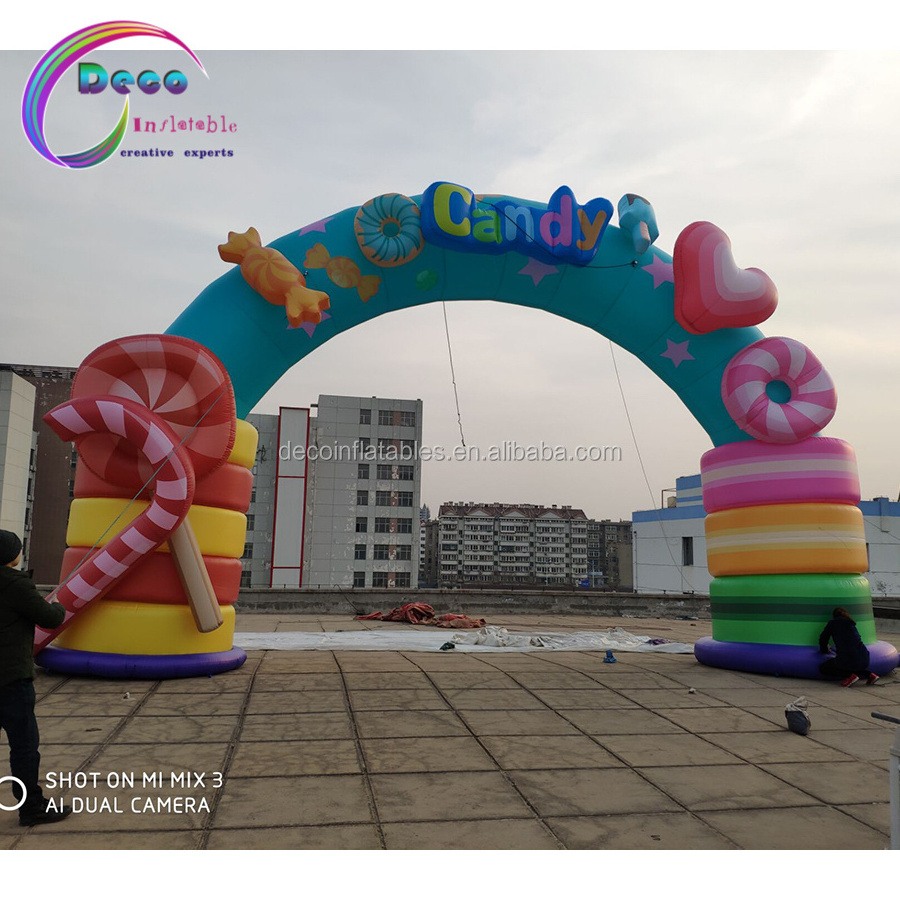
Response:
[722,336,837,444]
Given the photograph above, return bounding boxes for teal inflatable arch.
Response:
[167,186,759,445]
[164,183,898,681]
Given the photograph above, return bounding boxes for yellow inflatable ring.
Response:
[228,418,259,469]
[53,601,235,655]
[67,498,246,559]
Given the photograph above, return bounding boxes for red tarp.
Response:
[355,602,485,629]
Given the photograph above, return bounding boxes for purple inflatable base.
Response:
[35,646,247,680]
[694,637,899,680]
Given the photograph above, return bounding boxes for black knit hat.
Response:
[0,530,23,566]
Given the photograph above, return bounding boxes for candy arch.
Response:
[37,186,898,680]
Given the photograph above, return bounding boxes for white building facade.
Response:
[243,395,423,589]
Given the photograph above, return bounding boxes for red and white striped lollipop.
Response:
[72,335,236,489]
[35,396,195,652]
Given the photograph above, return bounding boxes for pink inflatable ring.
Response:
[721,336,837,444]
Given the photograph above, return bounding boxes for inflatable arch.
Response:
[36,183,899,680]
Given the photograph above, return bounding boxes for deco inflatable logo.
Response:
[21,21,204,169]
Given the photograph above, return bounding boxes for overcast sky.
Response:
[3,36,899,520]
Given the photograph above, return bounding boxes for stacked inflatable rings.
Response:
[354,193,424,268]
[40,417,259,678]
[696,431,898,678]
[71,334,237,489]
[705,503,867,576]
[721,336,837,443]
[700,437,860,513]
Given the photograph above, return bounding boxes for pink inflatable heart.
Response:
[673,221,778,334]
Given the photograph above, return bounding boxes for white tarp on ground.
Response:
[232,625,694,654]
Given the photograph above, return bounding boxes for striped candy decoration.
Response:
[34,396,195,652]
[701,436,860,513]
[71,334,236,489]
[721,336,837,443]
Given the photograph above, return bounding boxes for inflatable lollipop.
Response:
[35,396,194,652]
[71,334,239,633]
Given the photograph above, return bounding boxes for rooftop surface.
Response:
[2,614,898,850]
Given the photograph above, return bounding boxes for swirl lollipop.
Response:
[35,396,195,652]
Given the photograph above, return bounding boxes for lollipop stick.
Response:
[169,520,223,633]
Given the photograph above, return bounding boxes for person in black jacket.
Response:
[0,529,72,826]
[818,607,878,687]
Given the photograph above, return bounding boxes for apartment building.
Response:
[437,502,590,586]
[243,395,423,589]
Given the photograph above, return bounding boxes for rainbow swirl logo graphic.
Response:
[22,21,205,169]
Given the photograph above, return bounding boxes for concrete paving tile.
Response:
[137,693,247,717]
[758,761,891,805]
[153,673,255,693]
[230,740,360,776]
[114,716,239,744]
[837,802,892,836]
[702,731,855,764]
[598,734,741,767]
[245,691,346,715]
[361,736,497,773]
[508,672,604,690]
[427,672,520,690]
[214,775,372,827]
[0,835,16,848]
[16,830,203,849]
[403,658,499,673]
[743,705,883,731]
[480,735,624,770]
[528,690,640,710]
[811,689,900,711]
[34,695,148,717]
[477,659,569,672]
[664,671,764,689]
[343,672,435,691]
[354,709,470,739]
[440,689,546,710]
[558,708,688,735]
[508,768,681,817]
[348,689,447,711]
[638,764,821,810]
[333,652,423,672]
[697,806,889,849]
[37,716,125,743]
[240,713,353,742]
[458,709,581,736]
[616,688,729,709]
[90,742,230,776]
[803,727,897,761]
[255,655,340,674]
[252,673,345,691]
[577,673,686,689]
[699,686,818,706]
[383,817,559,849]
[370,771,532,822]
[206,824,381,849]
[50,678,152,694]
[656,707,781,733]
[547,813,736,850]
